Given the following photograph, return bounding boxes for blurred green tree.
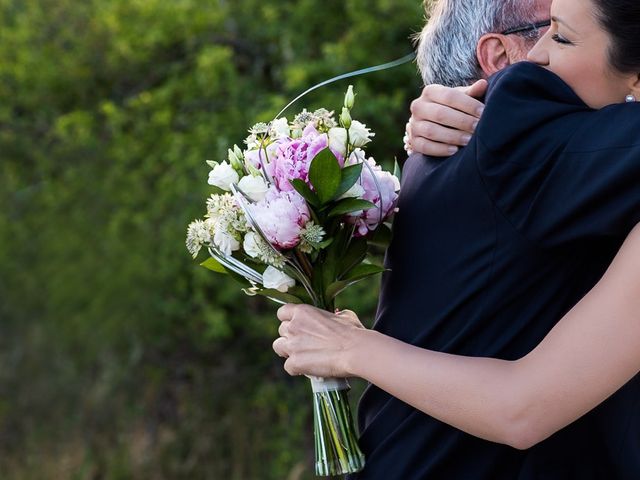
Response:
[0,0,424,478]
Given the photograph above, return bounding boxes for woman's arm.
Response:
[274,224,640,450]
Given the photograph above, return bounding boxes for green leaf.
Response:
[290,179,320,208]
[316,238,334,249]
[343,262,386,281]
[368,222,393,248]
[333,163,363,199]
[327,199,375,218]
[308,148,341,204]
[338,238,367,278]
[393,158,402,183]
[200,257,227,274]
[248,289,306,305]
[325,263,386,301]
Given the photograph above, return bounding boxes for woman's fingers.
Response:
[411,119,473,148]
[272,336,289,358]
[411,100,479,135]
[277,321,289,338]
[407,82,487,157]
[461,79,489,100]
[277,303,296,322]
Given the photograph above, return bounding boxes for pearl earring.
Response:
[625,94,636,103]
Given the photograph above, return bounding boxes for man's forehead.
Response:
[533,0,553,17]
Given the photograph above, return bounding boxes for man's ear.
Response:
[477,34,511,77]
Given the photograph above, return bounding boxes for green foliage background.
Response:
[0,0,425,478]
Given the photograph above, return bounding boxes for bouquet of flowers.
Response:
[186,86,400,476]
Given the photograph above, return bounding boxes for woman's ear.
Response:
[477,34,511,77]
[627,73,640,101]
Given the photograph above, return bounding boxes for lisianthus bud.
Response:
[262,266,296,292]
[208,161,240,191]
[228,148,243,171]
[340,107,352,129]
[234,144,244,161]
[238,174,269,202]
[344,85,355,109]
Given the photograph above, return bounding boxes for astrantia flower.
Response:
[205,193,249,253]
[313,108,337,131]
[206,193,238,221]
[186,219,212,258]
[292,109,316,130]
[249,122,270,136]
[298,222,326,253]
[251,188,310,249]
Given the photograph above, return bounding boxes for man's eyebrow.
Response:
[551,15,579,34]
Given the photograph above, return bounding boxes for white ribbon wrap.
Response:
[308,376,350,393]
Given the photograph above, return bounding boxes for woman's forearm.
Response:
[275,226,640,450]
[346,328,532,449]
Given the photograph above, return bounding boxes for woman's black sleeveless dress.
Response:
[350,62,640,479]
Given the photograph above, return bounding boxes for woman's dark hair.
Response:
[594,0,640,73]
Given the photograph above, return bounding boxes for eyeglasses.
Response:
[501,20,551,36]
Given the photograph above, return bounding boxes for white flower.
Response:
[208,161,239,191]
[186,219,212,258]
[338,181,365,200]
[262,266,296,293]
[243,232,262,258]
[270,118,290,139]
[213,229,240,256]
[328,127,348,157]
[238,175,269,202]
[349,121,374,148]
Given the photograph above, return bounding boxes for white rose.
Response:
[243,232,262,258]
[238,175,269,202]
[270,118,290,139]
[328,127,348,157]
[338,181,365,200]
[208,161,239,191]
[214,229,240,256]
[262,266,296,293]
[348,121,374,148]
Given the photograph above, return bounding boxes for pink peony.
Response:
[245,141,282,171]
[346,151,400,237]
[266,137,311,192]
[264,124,344,192]
[251,187,310,249]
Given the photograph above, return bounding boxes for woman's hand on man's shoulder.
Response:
[406,80,488,157]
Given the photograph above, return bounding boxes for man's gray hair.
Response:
[416,0,538,87]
